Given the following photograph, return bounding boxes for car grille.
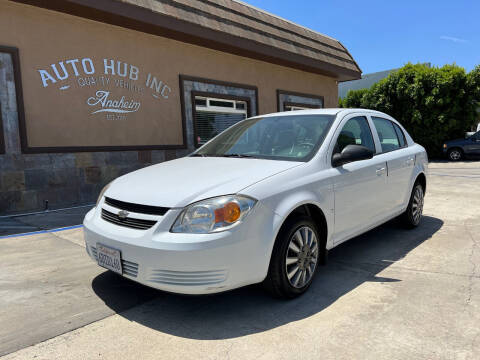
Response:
[101,208,157,230]
[147,269,227,286]
[104,197,169,216]
[90,246,139,278]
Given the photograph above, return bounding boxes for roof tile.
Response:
[97,0,362,79]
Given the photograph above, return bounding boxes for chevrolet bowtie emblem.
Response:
[118,210,129,219]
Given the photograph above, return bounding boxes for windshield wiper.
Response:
[220,154,255,158]
[191,153,255,158]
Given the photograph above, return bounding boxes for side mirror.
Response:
[332,144,374,167]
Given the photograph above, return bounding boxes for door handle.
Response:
[376,167,386,175]
[405,157,415,166]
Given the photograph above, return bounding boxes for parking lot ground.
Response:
[1,161,479,360]
[0,224,158,357]
[0,206,92,237]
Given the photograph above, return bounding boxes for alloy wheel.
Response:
[411,186,424,225]
[449,150,461,161]
[285,226,319,288]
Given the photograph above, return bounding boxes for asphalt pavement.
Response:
[1,161,479,360]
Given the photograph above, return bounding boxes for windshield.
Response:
[194,114,335,161]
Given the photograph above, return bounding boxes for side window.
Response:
[334,116,375,154]
[372,117,400,153]
[392,122,407,148]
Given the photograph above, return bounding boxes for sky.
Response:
[242,0,479,74]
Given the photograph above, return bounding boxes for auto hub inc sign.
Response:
[20,50,184,150]
[38,57,171,121]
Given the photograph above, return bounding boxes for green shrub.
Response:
[340,63,480,157]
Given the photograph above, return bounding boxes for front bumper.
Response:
[83,200,280,294]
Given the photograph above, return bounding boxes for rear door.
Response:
[370,116,415,211]
[330,114,388,244]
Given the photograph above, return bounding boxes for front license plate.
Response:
[97,243,123,274]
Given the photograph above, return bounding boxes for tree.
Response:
[340,88,368,108]
[340,63,480,157]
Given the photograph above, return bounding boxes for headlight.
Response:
[96,182,112,206]
[171,195,256,234]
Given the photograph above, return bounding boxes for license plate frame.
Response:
[97,243,123,275]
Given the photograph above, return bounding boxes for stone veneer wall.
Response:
[0,52,190,215]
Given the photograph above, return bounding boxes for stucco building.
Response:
[0,0,361,214]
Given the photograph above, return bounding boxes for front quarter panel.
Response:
[241,161,335,249]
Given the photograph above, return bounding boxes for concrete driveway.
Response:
[1,161,479,360]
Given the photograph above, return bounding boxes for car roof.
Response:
[255,108,393,119]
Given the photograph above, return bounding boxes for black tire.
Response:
[447,148,463,161]
[264,216,324,299]
[400,183,425,228]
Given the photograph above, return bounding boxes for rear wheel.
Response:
[448,148,463,161]
[401,183,424,228]
[264,216,323,298]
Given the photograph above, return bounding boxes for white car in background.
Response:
[84,108,428,298]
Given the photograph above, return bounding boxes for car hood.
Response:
[446,138,467,145]
[105,157,302,208]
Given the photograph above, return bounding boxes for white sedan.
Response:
[84,108,427,298]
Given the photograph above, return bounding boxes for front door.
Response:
[330,115,387,244]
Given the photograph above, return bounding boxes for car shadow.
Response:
[92,215,443,340]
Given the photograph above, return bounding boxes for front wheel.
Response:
[264,216,323,298]
[401,183,424,228]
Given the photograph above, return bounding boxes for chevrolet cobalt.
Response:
[84,109,428,298]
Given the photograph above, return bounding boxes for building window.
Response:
[283,102,321,111]
[180,75,258,149]
[193,94,249,146]
[277,90,324,112]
